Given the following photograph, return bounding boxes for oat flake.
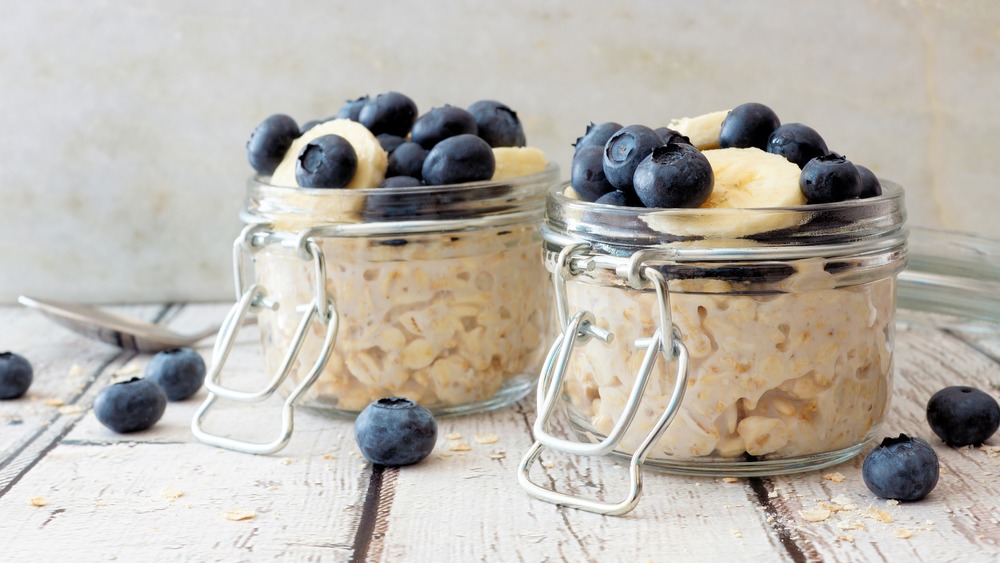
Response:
[224,509,256,521]
[474,433,499,445]
[893,528,913,539]
[444,433,462,440]
[822,472,846,483]
[800,507,832,522]
[29,497,48,507]
[449,442,472,452]
[160,488,185,501]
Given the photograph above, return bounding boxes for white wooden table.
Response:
[2,302,999,562]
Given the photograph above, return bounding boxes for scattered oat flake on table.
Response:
[44,398,65,407]
[160,488,184,500]
[29,497,48,507]
[863,507,893,523]
[893,528,913,539]
[836,520,865,531]
[444,433,462,440]
[322,453,336,460]
[730,528,742,539]
[488,450,506,460]
[541,461,556,469]
[823,472,846,483]
[279,458,294,465]
[721,477,739,483]
[767,491,778,499]
[57,405,86,415]
[449,442,472,452]
[800,507,832,522]
[474,433,499,444]
[886,499,899,506]
[837,534,855,543]
[224,509,256,521]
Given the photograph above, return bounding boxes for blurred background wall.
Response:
[2,0,997,303]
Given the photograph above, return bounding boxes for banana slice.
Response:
[491,146,548,180]
[271,119,387,189]
[641,147,806,238]
[667,109,729,150]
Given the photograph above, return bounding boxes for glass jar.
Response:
[519,181,906,514]
[192,166,559,454]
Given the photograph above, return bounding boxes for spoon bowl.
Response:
[18,296,229,354]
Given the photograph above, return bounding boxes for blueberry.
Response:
[655,127,692,146]
[766,123,828,168]
[359,92,418,137]
[93,377,167,433]
[719,103,781,150]
[571,146,617,202]
[145,347,206,401]
[799,153,862,204]
[633,144,714,208]
[354,397,437,466]
[603,125,662,192]
[573,122,623,154]
[387,142,428,179]
[0,352,32,400]
[856,165,883,199]
[295,134,358,189]
[411,106,478,149]
[299,120,322,135]
[335,95,369,121]
[594,190,642,207]
[378,176,423,188]
[467,100,526,148]
[421,134,495,185]
[926,386,1000,447]
[247,114,299,175]
[862,434,939,501]
[377,134,406,154]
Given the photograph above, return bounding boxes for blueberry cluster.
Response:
[247,92,527,189]
[570,123,713,208]
[720,102,882,204]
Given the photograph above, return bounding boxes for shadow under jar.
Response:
[242,165,559,417]
[535,180,906,477]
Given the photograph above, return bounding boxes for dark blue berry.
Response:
[571,146,617,202]
[359,92,418,137]
[800,153,862,204]
[354,397,437,466]
[335,95,369,121]
[145,347,206,401]
[0,352,32,400]
[93,378,167,433]
[299,120,322,135]
[719,103,780,150]
[378,176,423,188]
[247,114,299,175]
[633,144,714,208]
[926,386,1000,447]
[377,134,406,154]
[421,134,495,185]
[862,434,939,501]
[655,127,691,146]
[766,123,828,168]
[602,125,662,192]
[856,165,883,199]
[387,142,427,179]
[593,190,642,207]
[574,122,623,154]
[411,106,478,149]
[295,134,358,189]
[467,100,526,148]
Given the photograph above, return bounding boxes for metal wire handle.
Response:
[518,245,690,515]
[191,226,339,455]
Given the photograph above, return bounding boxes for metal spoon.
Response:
[17,295,238,354]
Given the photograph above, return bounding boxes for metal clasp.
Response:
[191,225,339,455]
[518,247,689,515]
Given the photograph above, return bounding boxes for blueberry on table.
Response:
[359,91,418,137]
[354,397,437,466]
[93,378,167,433]
[145,347,207,401]
[594,190,643,207]
[927,386,1000,447]
[0,352,33,400]
[295,134,359,189]
[387,142,428,179]
[467,100,526,148]
[378,176,423,188]
[247,114,299,175]
[719,102,781,150]
[421,134,495,185]
[573,122,623,155]
[856,165,883,199]
[862,434,939,501]
[411,106,479,149]
[766,123,828,169]
[571,145,617,202]
[799,154,862,204]
[376,134,407,154]
[602,125,662,192]
[633,144,714,208]
[335,95,370,121]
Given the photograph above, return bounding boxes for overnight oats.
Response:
[524,103,907,485]
[232,92,558,417]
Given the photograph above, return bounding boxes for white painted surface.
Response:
[2,0,999,302]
